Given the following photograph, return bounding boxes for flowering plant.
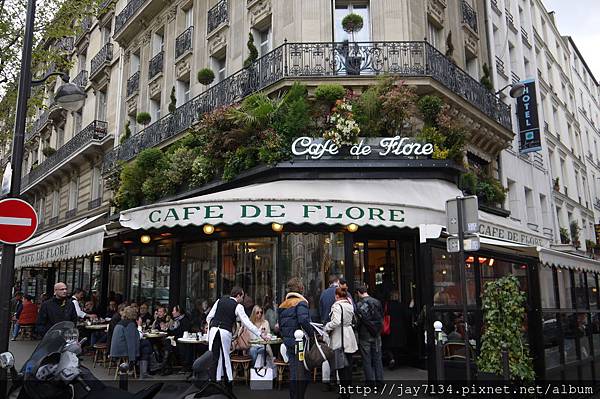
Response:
[323,99,360,146]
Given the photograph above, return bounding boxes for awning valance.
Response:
[537,247,600,274]
[119,179,463,230]
[16,215,106,268]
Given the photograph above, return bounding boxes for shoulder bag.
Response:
[332,304,349,370]
[382,302,391,336]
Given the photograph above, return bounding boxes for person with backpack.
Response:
[355,284,384,386]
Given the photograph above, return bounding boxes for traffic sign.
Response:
[447,234,480,253]
[0,198,38,244]
[446,196,479,235]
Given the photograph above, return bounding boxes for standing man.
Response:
[72,288,96,320]
[356,284,384,386]
[11,292,23,336]
[36,282,77,336]
[206,286,267,385]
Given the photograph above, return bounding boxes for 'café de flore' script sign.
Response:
[291,136,434,159]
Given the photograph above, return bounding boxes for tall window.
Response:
[540,194,550,228]
[38,196,45,224]
[334,1,370,42]
[72,111,82,136]
[102,22,111,45]
[68,175,79,211]
[96,90,107,122]
[130,52,140,75]
[78,52,87,72]
[150,98,161,122]
[427,20,442,50]
[507,179,519,219]
[91,166,102,202]
[254,25,272,57]
[152,31,164,56]
[176,79,190,104]
[213,55,226,82]
[56,126,65,148]
[185,7,193,28]
[51,189,59,218]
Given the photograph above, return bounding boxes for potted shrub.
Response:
[477,275,534,381]
[136,112,151,127]
[120,120,132,144]
[570,221,581,248]
[197,68,215,86]
[559,227,571,244]
[243,32,259,68]
[480,63,493,91]
[168,86,177,113]
[42,147,56,157]
[585,239,596,253]
[341,13,364,75]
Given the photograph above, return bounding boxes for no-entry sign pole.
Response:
[0,0,36,395]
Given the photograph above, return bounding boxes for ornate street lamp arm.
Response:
[31,72,70,87]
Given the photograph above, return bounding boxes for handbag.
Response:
[250,352,274,390]
[332,304,349,370]
[382,303,391,336]
[232,325,250,351]
[303,333,333,370]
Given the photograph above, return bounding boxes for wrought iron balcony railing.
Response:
[90,42,113,78]
[127,71,140,97]
[511,71,520,84]
[65,208,77,219]
[56,37,74,53]
[461,0,478,33]
[88,197,102,210]
[22,120,108,191]
[505,9,516,31]
[25,109,51,143]
[521,27,530,46]
[115,0,147,34]
[103,41,512,171]
[72,70,88,88]
[99,0,115,15]
[148,51,164,80]
[75,17,92,44]
[496,56,506,78]
[207,0,228,34]
[175,26,193,59]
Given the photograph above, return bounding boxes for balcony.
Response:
[88,197,102,210]
[75,17,92,45]
[595,198,600,211]
[98,0,115,16]
[126,71,140,97]
[72,70,88,88]
[65,208,77,219]
[90,42,113,81]
[56,37,74,53]
[521,27,531,47]
[491,0,501,14]
[25,109,51,144]
[114,0,170,44]
[175,26,193,60]
[148,51,164,80]
[21,120,110,193]
[460,0,477,33]
[511,71,520,84]
[103,41,512,172]
[505,9,517,32]
[207,0,228,34]
[115,0,146,34]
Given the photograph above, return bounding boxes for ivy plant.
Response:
[477,275,535,381]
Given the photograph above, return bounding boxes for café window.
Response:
[282,233,345,321]
[480,258,528,293]
[222,238,276,308]
[574,271,587,309]
[432,248,475,306]
[556,269,573,308]
[539,266,556,308]
[182,242,218,311]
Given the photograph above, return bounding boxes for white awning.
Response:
[537,247,600,273]
[16,215,106,268]
[119,179,463,230]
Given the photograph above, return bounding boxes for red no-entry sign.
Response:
[0,198,38,244]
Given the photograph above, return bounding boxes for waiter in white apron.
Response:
[206,286,266,382]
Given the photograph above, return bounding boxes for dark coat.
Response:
[278,292,315,347]
[382,300,408,349]
[106,313,122,353]
[110,319,140,360]
[36,297,77,336]
[319,285,337,323]
[168,314,191,339]
[356,296,383,341]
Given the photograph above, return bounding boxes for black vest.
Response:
[210,296,238,332]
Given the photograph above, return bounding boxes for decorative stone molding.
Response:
[248,0,272,27]
[141,30,152,46]
[149,76,162,100]
[124,50,131,63]
[463,26,479,58]
[176,56,191,81]
[208,30,227,56]
[126,95,138,115]
[167,6,177,22]
[427,0,446,27]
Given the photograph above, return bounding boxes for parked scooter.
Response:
[169,351,236,399]
[0,321,163,399]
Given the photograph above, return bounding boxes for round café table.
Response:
[177,336,209,371]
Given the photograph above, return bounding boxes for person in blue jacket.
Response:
[278,277,315,399]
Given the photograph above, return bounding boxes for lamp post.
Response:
[495,82,526,98]
[0,0,86,395]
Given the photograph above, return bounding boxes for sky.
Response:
[543,0,600,80]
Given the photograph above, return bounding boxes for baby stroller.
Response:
[176,351,237,399]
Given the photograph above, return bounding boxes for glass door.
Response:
[131,256,171,307]
[182,242,218,311]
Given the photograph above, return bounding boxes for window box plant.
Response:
[136,112,151,127]
[197,68,215,86]
[42,147,56,157]
[559,227,571,244]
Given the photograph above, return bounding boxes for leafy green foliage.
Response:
[417,95,444,127]
[197,68,215,85]
[341,13,364,34]
[243,32,259,68]
[136,112,151,126]
[120,120,132,144]
[460,172,507,205]
[560,227,571,244]
[223,146,258,181]
[480,63,493,91]
[169,86,177,113]
[273,83,311,140]
[380,81,418,136]
[570,221,581,246]
[42,147,56,157]
[314,84,346,106]
[478,276,534,381]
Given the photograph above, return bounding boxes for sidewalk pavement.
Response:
[8,339,427,398]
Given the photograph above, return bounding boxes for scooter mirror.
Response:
[0,352,15,369]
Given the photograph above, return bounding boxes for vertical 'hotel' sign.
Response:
[516,78,541,153]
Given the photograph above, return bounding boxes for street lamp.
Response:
[495,82,526,98]
[0,0,85,396]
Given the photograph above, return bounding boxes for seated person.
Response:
[161,305,192,375]
[242,305,271,366]
[152,306,171,331]
[106,300,117,319]
[139,303,153,328]
[11,295,37,340]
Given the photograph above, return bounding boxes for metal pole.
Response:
[118,362,129,391]
[433,321,444,382]
[0,0,36,395]
[294,329,304,399]
[456,196,472,381]
[501,343,510,381]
